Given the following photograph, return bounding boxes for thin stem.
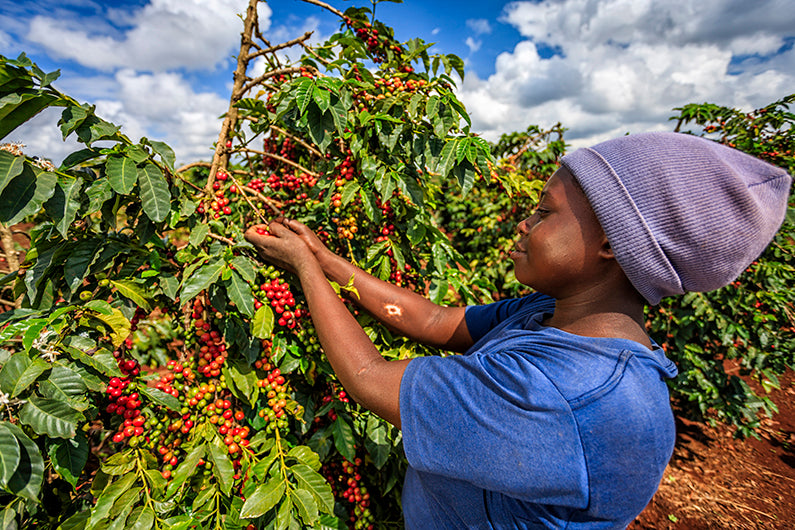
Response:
[237,66,303,99]
[300,0,344,17]
[242,148,318,177]
[270,125,324,159]
[245,32,314,62]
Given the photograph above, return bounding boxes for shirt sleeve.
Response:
[465,293,555,343]
[399,348,589,508]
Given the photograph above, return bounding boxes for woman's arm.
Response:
[244,221,408,427]
[271,219,474,353]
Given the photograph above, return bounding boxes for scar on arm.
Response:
[384,304,402,318]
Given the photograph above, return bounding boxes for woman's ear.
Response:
[598,234,614,260]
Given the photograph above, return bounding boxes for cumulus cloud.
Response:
[466,19,492,35]
[458,0,795,146]
[26,0,272,72]
[465,37,481,53]
[8,70,227,166]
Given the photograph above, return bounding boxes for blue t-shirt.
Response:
[399,293,678,529]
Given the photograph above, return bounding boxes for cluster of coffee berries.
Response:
[266,171,317,193]
[323,458,374,530]
[261,136,295,170]
[258,276,301,328]
[333,215,359,240]
[334,155,356,186]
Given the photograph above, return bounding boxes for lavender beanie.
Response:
[560,132,792,305]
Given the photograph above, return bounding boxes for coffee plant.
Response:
[0,0,792,527]
[0,0,492,527]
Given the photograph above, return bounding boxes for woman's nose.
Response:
[517,218,528,234]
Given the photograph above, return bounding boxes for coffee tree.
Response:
[0,0,492,528]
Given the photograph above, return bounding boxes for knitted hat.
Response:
[560,132,792,305]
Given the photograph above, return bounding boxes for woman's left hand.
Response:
[244,218,316,275]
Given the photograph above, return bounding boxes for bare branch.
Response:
[237,66,303,99]
[300,0,344,17]
[270,125,324,158]
[208,232,235,246]
[176,161,211,173]
[242,148,319,177]
[224,171,270,223]
[246,32,313,62]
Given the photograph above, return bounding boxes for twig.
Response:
[300,0,344,17]
[300,41,331,66]
[208,232,235,246]
[240,186,283,214]
[246,32,314,62]
[237,66,303,99]
[270,125,324,158]
[224,172,270,222]
[242,148,318,177]
[176,161,211,173]
[0,298,17,306]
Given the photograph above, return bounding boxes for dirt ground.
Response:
[629,369,795,529]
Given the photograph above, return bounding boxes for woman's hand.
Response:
[244,218,317,275]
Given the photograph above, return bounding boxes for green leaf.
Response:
[137,386,181,412]
[180,258,224,302]
[45,175,83,238]
[64,238,102,292]
[59,148,101,170]
[109,279,152,312]
[0,163,57,225]
[59,104,88,139]
[230,256,257,283]
[364,416,391,469]
[64,344,123,381]
[292,487,319,525]
[188,224,209,247]
[39,365,90,411]
[0,150,24,196]
[227,270,255,317]
[435,139,457,177]
[332,417,356,462]
[59,511,91,530]
[0,423,21,488]
[87,308,131,349]
[90,473,137,525]
[138,162,171,223]
[2,422,44,502]
[208,438,235,495]
[125,505,154,530]
[291,464,334,513]
[0,91,58,141]
[286,446,321,471]
[100,452,135,476]
[166,444,204,496]
[251,303,274,339]
[239,478,286,519]
[48,432,89,488]
[159,274,179,300]
[0,352,49,397]
[105,156,139,195]
[147,140,175,171]
[18,395,83,438]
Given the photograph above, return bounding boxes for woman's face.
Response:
[510,166,609,298]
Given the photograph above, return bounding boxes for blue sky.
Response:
[2,0,794,165]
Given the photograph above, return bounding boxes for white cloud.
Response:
[0,29,10,51]
[7,70,227,166]
[26,0,272,72]
[458,0,795,146]
[431,27,441,36]
[466,19,492,35]
[465,37,481,53]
